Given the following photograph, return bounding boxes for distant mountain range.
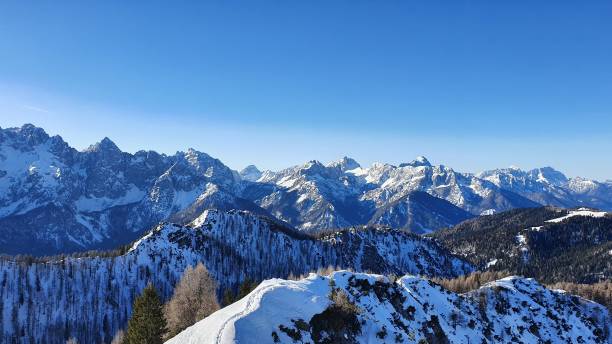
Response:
[1,124,611,254]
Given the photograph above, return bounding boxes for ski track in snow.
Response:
[214,282,279,344]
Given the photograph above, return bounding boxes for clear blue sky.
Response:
[1,1,611,180]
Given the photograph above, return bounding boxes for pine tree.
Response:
[125,284,166,344]
[237,278,258,299]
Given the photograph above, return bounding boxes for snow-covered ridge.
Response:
[0,210,471,343]
[545,207,608,223]
[2,123,612,254]
[167,271,610,344]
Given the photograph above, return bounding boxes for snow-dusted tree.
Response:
[164,263,220,338]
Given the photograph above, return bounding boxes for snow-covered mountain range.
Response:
[167,271,610,344]
[0,210,472,343]
[0,124,252,254]
[1,124,611,254]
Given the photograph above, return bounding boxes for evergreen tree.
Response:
[125,284,166,344]
[237,278,258,299]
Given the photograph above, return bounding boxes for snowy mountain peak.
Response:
[301,160,327,172]
[18,123,50,144]
[400,155,432,167]
[327,156,361,171]
[239,165,262,181]
[86,136,121,153]
[528,166,568,186]
[1,123,51,147]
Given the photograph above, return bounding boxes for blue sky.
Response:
[1,1,611,179]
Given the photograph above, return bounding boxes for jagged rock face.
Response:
[247,158,539,232]
[239,165,262,182]
[167,271,610,344]
[433,207,612,283]
[1,124,611,254]
[478,167,612,210]
[369,191,474,234]
[0,210,472,343]
[0,125,246,254]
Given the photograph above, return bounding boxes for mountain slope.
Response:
[245,157,538,233]
[369,191,474,234]
[478,167,612,210]
[0,210,472,343]
[0,124,243,254]
[167,271,610,344]
[432,207,612,283]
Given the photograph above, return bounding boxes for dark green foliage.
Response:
[432,207,612,283]
[309,303,361,344]
[0,243,132,265]
[420,315,450,344]
[376,325,388,339]
[278,324,302,342]
[125,284,166,344]
[222,278,260,306]
[309,288,361,344]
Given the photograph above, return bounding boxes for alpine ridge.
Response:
[1,124,611,254]
[0,209,472,343]
[166,271,610,344]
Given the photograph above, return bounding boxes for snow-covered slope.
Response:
[369,191,474,234]
[167,271,610,344]
[244,156,538,232]
[545,207,608,223]
[239,165,262,182]
[0,210,472,343]
[479,167,612,210]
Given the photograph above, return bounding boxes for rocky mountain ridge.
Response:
[1,124,611,254]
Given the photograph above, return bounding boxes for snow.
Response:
[345,166,367,176]
[167,275,330,344]
[0,141,67,216]
[75,184,145,212]
[173,186,206,211]
[546,208,608,223]
[167,271,611,344]
[0,209,473,343]
[485,259,498,268]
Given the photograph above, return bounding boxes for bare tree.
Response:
[164,263,220,338]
